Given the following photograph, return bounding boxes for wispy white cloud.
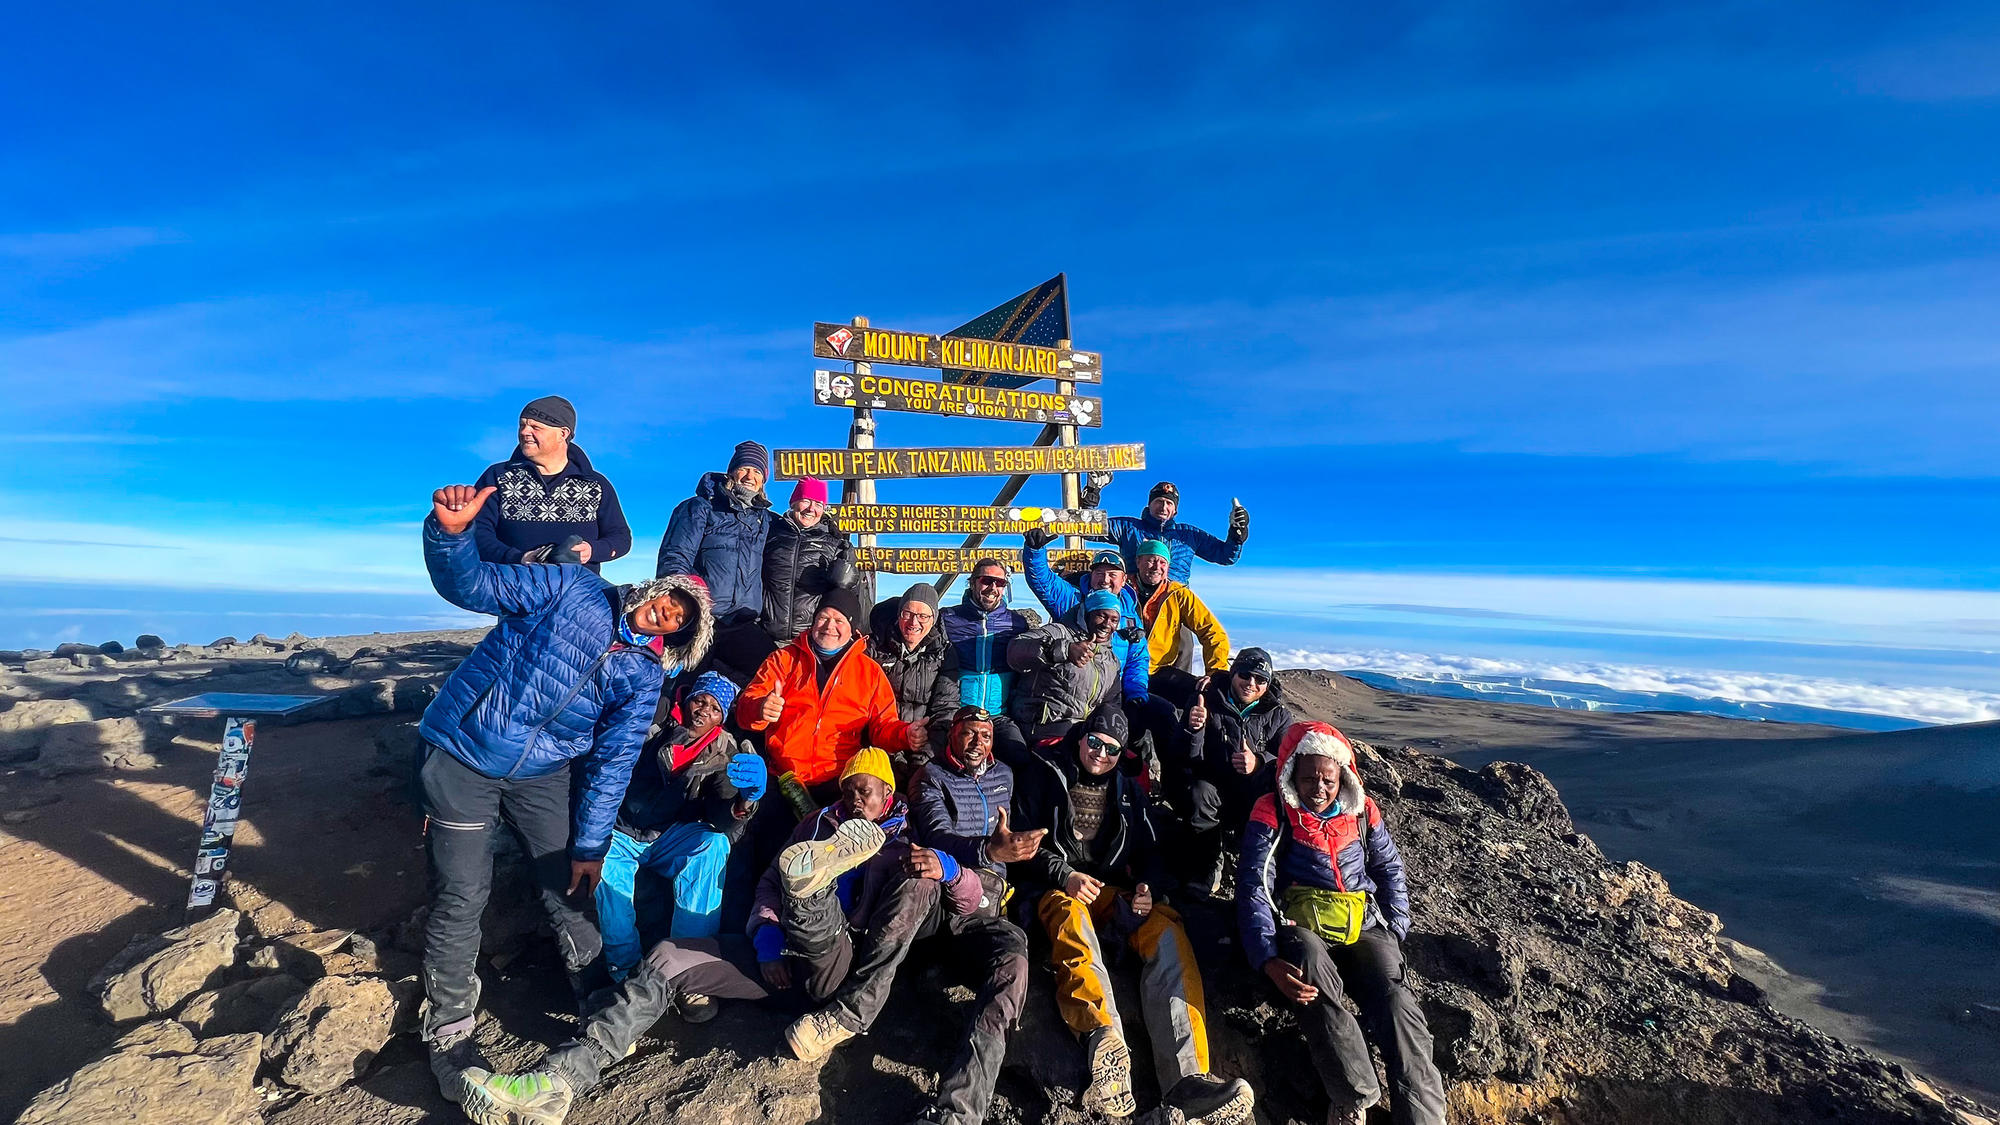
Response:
[1266,646,2000,726]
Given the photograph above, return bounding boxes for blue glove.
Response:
[727,752,768,801]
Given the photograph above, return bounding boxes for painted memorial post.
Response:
[143,692,331,918]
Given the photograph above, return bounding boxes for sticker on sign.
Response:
[814,371,1102,427]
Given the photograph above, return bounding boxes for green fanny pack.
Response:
[1282,885,1369,946]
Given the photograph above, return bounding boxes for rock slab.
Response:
[265,974,400,1093]
[88,909,243,1023]
[18,1020,264,1125]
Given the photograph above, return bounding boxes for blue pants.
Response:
[595,823,731,978]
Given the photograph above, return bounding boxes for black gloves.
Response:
[1023,527,1056,551]
[1080,471,1112,510]
[1228,504,1250,545]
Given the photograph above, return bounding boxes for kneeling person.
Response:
[595,671,766,979]
[1238,723,1446,1125]
[1012,704,1253,1124]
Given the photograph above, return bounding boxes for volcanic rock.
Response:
[264,974,401,1093]
[88,909,244,1023]
[16,1021,264,1125]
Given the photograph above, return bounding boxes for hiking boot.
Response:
[779,816,886,900]
[427,1028,487,1105]
[677,991,717,1023]
[1080,1026,1136,1118]
[784,1005,858,1061]
[459,1067,574,1125]
[1325,1095,1377,1125]
[1165,1072,1255,1125]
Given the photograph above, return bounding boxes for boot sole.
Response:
[1179,1081,1255,1125]
[1082,1035,1136,1118]
[459,1079,572,1125]
[780,818,886,900]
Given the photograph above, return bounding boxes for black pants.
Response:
[784,871,1028,1125]
[1277,926,1446,1125]
[706,615,778,685]
[544,937,768,1090]
[419,746,604,1039]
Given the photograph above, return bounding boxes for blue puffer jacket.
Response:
[655,471,773,621]
[1020,545,1149,704]
[1092,512,1241,585]
[941,586,1032,713]
[1239,722,1411,969]
[418,521,666,862]
[909,753,1017,878]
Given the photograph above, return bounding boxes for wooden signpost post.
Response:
[812,277,1130,593]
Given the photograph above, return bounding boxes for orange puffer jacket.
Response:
[738,633,910,786]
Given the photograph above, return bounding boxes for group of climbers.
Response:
[412,409,1444,1125]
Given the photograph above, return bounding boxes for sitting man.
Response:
[1238,723,1446,1125]
[739,587,926,802]
[866,582,960,775]
[939,556,1034,765]
[415,484,710,1105]
[1011,704,1255,1124]
[753,749,981,1058]
[900,707,1041,1125]
[1006,589,1129,747]
[1178,647,1293,895]
[595,671,765,983]
[472,395,632,573]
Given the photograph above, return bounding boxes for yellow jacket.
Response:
[1137,580,1230,674]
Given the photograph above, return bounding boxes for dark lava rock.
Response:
[285,650,338,675]
[53,643,102,658]
[135,634,167,650]
[208,636,238,648]
[98,640,125,655]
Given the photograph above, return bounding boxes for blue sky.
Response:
[4,3,1998,719]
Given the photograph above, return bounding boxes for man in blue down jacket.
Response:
[1084,479,1247,586]
[939,557,1033,765]
[418,484,714,1107]
[1237,721,1444,1125]
[656,440,776,681]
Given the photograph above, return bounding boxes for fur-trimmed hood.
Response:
[617,572,715,673]
[1274,720,1367,821]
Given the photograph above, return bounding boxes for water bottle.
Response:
[777,771,816,822]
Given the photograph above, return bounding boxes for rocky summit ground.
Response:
[1,633,1993,1125]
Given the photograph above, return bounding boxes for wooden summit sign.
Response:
[813,322,1102,385]
[829,504,1106,537]
[856,547,1096,574]
[775,443,1144,481]
[814,370,1103,427]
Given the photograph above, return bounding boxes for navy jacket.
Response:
[472,444,632,573]
[418,521,666,861]
[941,586,1032,713]
[655,471,774,621]
[909,755,1016,878]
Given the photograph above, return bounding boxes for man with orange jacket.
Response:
[738,587,927,799]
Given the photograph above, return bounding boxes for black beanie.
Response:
[522,395,577,432]
[1232,647,1274,680]
[817,586,866,633]
[1084,700,1129,745]
[729,440,770,478]
[901,582,941,614]
[1149,481,1180,504]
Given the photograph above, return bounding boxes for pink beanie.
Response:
[790,477,830,506]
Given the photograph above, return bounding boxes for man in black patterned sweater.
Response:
[473,396,633,573]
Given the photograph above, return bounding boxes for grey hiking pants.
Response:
[1278,925,1447,1125]
[544,937,768,1090]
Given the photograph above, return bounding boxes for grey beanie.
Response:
[522,395,576,432]
[901,582,941,614]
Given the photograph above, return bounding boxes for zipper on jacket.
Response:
[504,648,614,779]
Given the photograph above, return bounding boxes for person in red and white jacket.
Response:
[1237,722,1446,1125]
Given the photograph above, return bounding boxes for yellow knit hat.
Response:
[838,747,897,790]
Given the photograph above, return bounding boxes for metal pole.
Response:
[1056,336,1081,552]
[933,423,1061,598]
[844,316,878,617]
[188,716,255,919]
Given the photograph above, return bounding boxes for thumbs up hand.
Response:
[759,688,786,725]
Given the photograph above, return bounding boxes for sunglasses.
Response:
[973,575,1009,587]
[1084,733,1121,754]
[1234,671,1269,684]
[952,705,993,724]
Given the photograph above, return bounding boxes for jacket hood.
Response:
[615,572,715,672]
[1274,721,1366,819]
[695,470,772,511]
[508,441,597,477]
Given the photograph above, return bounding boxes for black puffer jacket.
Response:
[865,601,959,765]
[760,512,857,642]
[1179,675,1293,788]
[1006,621,1124,730]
